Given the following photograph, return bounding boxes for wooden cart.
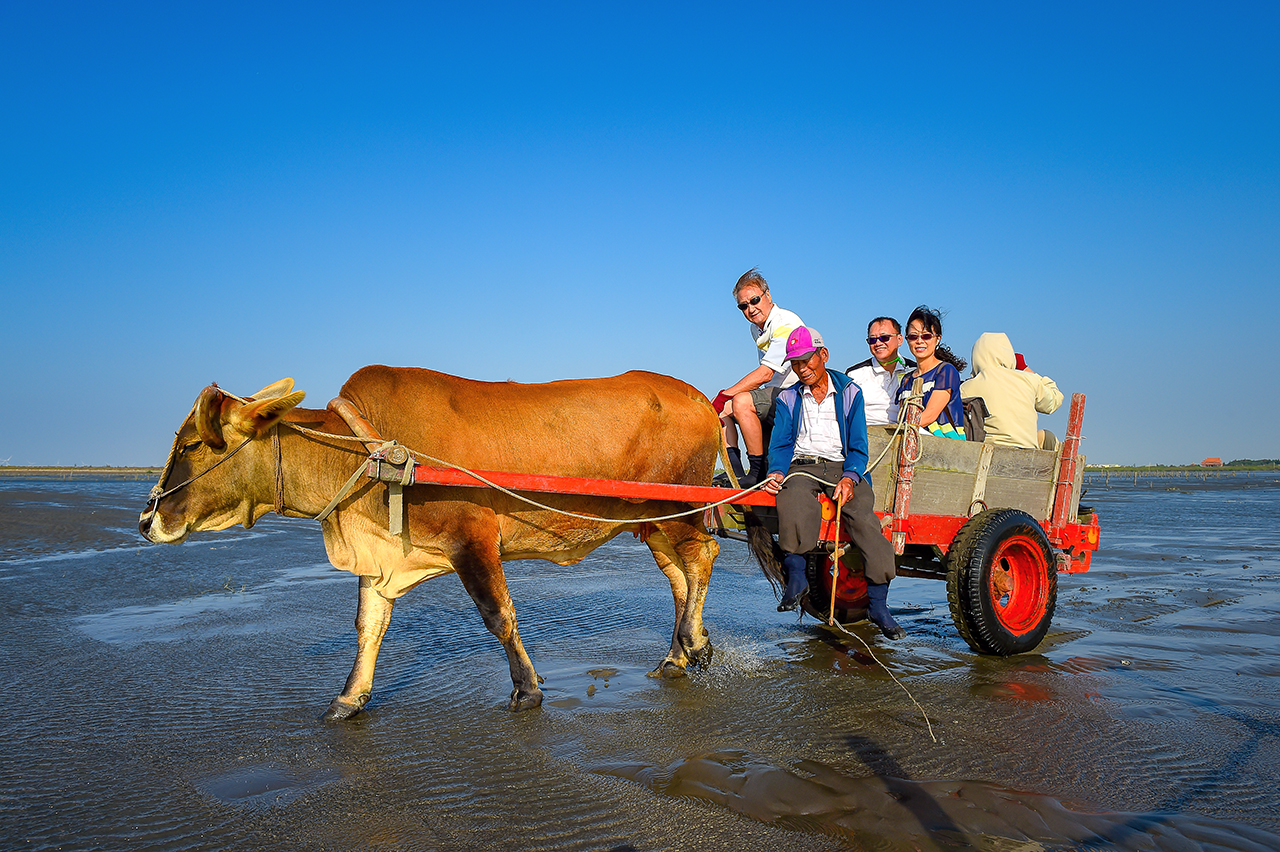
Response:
[711,392,1100,655]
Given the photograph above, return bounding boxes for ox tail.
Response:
[744,510,786,596]
[709,398,742,490]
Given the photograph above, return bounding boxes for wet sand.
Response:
[2,474,1279,850]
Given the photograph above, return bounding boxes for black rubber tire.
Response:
[947,509,1057,655]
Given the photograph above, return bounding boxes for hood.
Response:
[971,332,1016,374]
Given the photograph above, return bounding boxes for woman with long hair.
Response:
[896,305,968,440]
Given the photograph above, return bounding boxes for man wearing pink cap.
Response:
[761,326,904,638]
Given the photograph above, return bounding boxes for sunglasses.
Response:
[737,294,764,311]
[866,334,897,345]
[905,332,935,342]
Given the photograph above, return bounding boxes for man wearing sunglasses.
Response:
[760,326,905,638]
[711,268,806,487]
[846,317,916,425]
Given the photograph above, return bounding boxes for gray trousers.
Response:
[775,458,897,584]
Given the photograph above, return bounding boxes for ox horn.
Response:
[250,377,295,400]
[195,385,228,451]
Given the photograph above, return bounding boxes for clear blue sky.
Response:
[2,2,1276,466]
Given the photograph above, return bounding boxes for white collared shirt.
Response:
[793,383,844,461]
[847,356,915,425]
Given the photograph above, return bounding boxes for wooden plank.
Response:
[1049,393,1088,532]
[909,435,984,473]
[905,469,1052,520]
[984,477,1054,519]
[1045,441,1064,521]
[866,430,898,512]
[889,380,924,555]
[1070,453,1086,517]
[987,448,1058,481]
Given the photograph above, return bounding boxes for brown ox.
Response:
[139,366,722,719]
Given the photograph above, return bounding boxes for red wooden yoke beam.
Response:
[401,463,778,507]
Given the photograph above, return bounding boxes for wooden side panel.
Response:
[1071,453,1086,516]
[867,428,897,511]
[869,428,1061,523]
[906,471,1053,518]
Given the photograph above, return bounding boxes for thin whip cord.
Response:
[810,470,937,744]
[826,617,937,742]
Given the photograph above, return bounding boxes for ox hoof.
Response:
[321,694,368,722]
[649,659,688,679]
[687,642,714,668]
[508,687,544,712]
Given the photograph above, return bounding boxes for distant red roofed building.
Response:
[1201,457,1223,467]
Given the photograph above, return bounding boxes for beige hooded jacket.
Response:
[960,332,1064,449]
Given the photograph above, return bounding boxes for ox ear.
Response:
[230,390,307,436]
[195,386,227,451]
[249,377,295,400]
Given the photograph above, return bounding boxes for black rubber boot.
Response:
[778,553,808,612]
[866,581,906,639]
[740,454,767,488]
[726,446,746,479]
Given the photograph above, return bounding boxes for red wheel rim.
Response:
[986,534,1049,635]
[809,555,869,614]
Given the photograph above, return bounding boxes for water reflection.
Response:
[2,475,1279,850]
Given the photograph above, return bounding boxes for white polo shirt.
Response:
[847,356,916,425]
[752,304,804,389]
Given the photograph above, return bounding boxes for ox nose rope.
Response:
[146,433,258,507]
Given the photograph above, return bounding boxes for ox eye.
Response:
[180,440,202,456]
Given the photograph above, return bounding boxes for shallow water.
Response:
[1,474,1279,851]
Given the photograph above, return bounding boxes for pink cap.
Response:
[785,326,824,361]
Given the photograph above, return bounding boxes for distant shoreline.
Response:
[1084,464,1277,473]
[1,464,1275,479]
[0,467,161,480]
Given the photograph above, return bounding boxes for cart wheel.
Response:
[799,550,870,624]
[947,509,1056,655]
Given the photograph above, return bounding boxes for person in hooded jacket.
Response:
[960,332,1064,449]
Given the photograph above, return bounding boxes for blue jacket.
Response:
[768,369,871,483]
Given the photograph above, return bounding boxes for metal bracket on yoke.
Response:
[366,444,414,535]
[327,396,412,536]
